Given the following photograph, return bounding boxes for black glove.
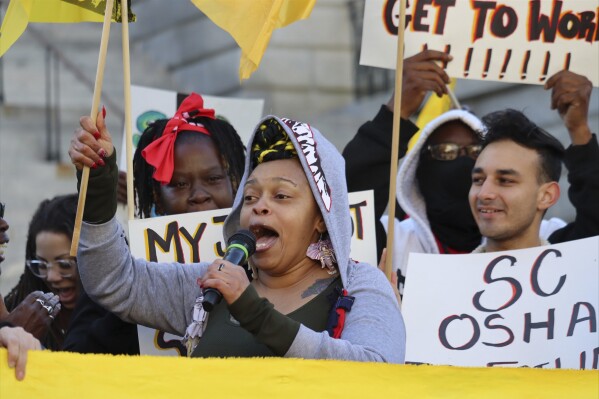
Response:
[76,150,119,224]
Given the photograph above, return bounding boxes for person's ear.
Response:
[538,181,560,211]
[315,216,326,235]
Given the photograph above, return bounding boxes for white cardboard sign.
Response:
[402,236,599,369]
[360,0,599,86]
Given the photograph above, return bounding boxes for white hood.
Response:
[395,109,486,253]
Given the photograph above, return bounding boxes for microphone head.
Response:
[228,229,257,256]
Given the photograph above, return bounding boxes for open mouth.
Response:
[0,243,7,262]
[53,286,77,305]
[250,224,279,252]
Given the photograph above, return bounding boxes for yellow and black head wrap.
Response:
[251,118,297,168]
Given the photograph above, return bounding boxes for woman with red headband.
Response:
[133,92,246,218]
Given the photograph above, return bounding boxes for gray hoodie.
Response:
[78,115,406,363]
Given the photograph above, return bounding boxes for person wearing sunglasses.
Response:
[382,109,492,295]
[344,49,453,265]
[343,50,497,295]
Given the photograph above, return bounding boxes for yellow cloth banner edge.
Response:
[1,349,597,399]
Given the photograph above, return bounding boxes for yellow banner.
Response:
[1,349,597,398]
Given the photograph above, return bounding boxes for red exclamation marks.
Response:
[482,49,492,78]
[540,51,551,82]
[499,49,511,79]
[521,50,531,79]
[442,44,451,69]
[464,47,473,77]
[564,52,571,71]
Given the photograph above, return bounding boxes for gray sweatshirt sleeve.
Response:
[77,217,208,336]
[285,262,406,363]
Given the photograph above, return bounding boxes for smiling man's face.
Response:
[469,140,558,251]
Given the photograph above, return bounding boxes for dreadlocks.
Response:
[133,116,246,218]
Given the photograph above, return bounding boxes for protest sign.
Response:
[360,0,599,86]
[402,236,599,369]
[128,190,377,356]
[118,85,264,170]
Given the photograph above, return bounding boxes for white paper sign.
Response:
[402,236,599,369]
[360,0,599,87]
[119,85,264,170]
[128,190,377,356]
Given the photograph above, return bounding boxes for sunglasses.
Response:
[26,258,77,279]
[424,143,483,161]
[0,203,5,219]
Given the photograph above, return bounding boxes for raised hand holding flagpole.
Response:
[70,0,115,256]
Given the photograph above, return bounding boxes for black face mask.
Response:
[416,155,481,251]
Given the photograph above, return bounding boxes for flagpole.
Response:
[384,0,407,282]
[121,0,134,221]
[446,83,462,110]
[70,0,114,256]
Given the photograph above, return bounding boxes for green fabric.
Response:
[76,150,118,224]
[192,277,342,358]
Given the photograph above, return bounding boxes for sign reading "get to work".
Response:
[361,0,599,86]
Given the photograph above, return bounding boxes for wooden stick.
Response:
[446,83,462,110]
[384,0,407,282]
[122,0,134,221]
[70,0,115,256]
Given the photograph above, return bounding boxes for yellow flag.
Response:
[0,0,135,57]
[407,78,458,152]
[191,0,316,80]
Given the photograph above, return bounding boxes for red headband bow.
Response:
[141,93,216,184]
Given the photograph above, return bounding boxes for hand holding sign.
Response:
[399,50,453,119]
[545,71,593,145]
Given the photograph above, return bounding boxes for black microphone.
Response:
[202,229,256,312]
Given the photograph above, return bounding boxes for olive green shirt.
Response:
[192,277,342,358]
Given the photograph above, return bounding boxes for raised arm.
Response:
[69,113,208,335]
[544,71,599,242]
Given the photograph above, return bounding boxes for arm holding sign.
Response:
[343,50,452,258]
[544,71,599,243]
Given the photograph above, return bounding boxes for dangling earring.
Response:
[247,260,258,280]
[307,233,337,275]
